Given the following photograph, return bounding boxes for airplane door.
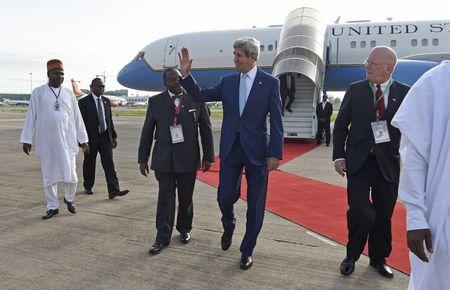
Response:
[163,38,179,68]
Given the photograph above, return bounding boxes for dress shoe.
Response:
[286,108,292,113]
[340,256,356,276]
[83,189,93,195]
[42,209,59,220]
[326,143,330,147]
[240,255,253,270]
[63,197,76,214]
[109,189,129,199]
[180,232,191,244]
[221,231,233,251]
[370,262,394,278]
[148,241,169,255]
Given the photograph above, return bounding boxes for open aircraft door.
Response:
[272,7,327,139]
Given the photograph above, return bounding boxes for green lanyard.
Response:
[369,79,392,120]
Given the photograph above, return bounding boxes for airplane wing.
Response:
[401,52,450,63]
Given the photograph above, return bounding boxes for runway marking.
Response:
[305,230,337,246]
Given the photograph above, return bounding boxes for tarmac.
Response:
[0,110,409,289]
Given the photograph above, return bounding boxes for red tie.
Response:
[376,84,385,119]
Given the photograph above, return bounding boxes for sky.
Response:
[1,0,449,95]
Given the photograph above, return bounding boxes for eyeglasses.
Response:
[364,60,388,68]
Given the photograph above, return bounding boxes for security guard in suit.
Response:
[78,78,129,199]
[138,68,214,255]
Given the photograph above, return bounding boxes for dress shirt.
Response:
[92,93,107,131]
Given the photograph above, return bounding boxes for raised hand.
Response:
[178,47,193,77]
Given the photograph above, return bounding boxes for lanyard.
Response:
[172,94,183,125]
[369,79,392,120]
[48,85,61,101]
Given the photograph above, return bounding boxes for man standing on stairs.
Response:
[333,46,410,278]
[279,72,296,114]
[316,92,333,146]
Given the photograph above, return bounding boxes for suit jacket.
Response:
[316,101,333,121]
[180,68,283,166]
[78,94,117,145]
[333,79,410,182]
[138,91,214,173]
[279,73,296,96]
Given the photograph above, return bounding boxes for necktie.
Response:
[97,97,106,132]
[239,74,248,116]
[376,84,385,119]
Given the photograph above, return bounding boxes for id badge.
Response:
[54,101,60,111]
[170,124,184,144]
[371,120,390,144]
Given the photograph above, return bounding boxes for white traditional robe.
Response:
[392,61,450,290]
[20,84,88,187]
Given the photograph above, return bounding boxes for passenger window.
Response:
[360,41,366,48]
[260,45,265,52]
[350,41,356,48]
[268,44,273,51]
[411,39,418,47]
[370,40,376,48]
[432,38,439,46]
[422,39,428,46]
[390,40,397,47]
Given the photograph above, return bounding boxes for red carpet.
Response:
[196,141,410,274]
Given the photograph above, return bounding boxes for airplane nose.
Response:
[117,58,154,90]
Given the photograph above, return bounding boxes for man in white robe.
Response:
[391,60,450,289]
[20,59,89,219]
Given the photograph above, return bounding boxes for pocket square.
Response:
[188,109,196,112]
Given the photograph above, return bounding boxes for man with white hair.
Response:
[333,46,410,277]
[178,37,283,270]
[392,60,450,289]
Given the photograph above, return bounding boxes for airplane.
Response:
[117,6,449,139]
[2,98,29,106]
[71,79,128,107]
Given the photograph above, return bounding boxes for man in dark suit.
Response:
[316,92,333,146]
[178,37,283,270]
[333,46,410,278]
[138,68,214,255]
[78,78,129,199]
[279,72,296,113]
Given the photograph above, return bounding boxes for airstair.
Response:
[272,7,327,139]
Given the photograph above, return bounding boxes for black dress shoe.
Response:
[42,209,59,220]
[240,255,253,270]
[83,189,93,195]
[148,241,169,255]
[180,232,191,244]
[340,256,356,276]
[221,231,233,251]
[109,189,129,199]
[63,197,76,214]
[370,262,394,278]
[286,108,292,113]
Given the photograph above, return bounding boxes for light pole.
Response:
[29,72,33,93]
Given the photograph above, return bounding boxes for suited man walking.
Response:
[316,93,333,146]
[333,46,410,278]
[138,68,214,255]
[78,78,129,199]
[279,72,296,114]
[179,37,283,270]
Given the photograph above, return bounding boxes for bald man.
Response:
[333,47,410,278]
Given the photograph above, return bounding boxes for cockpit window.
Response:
[133,51,145,61]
